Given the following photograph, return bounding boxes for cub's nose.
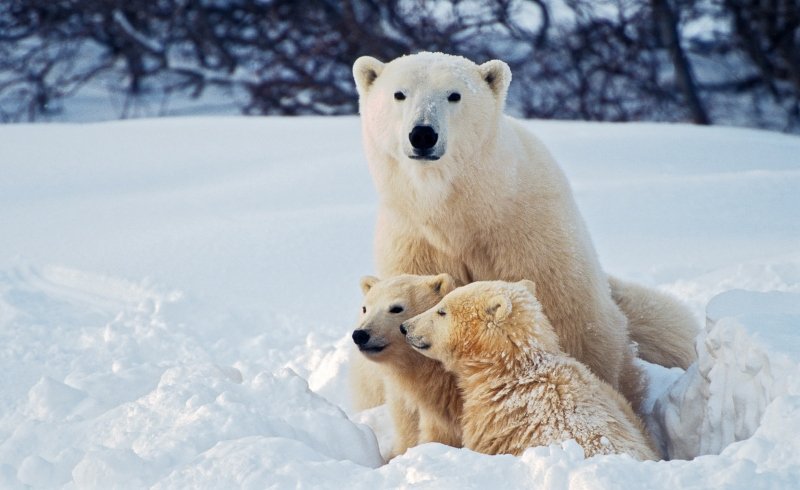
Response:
[352,329,370,345]
[399,323,408,335]
[409,126,438,150]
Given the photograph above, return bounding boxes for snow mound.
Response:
[1,118,799,488]
[654,290,800,460]
[0,264,381,489]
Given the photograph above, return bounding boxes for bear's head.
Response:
[401,280,560,369]
[353,52,511,169]
[352,273,457,362]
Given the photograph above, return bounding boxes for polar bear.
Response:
[350,273,462,458]
[401,280,659,460]
[352,52,697,406]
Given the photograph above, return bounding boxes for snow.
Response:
[1,117,799,488]
[654,290,800,460]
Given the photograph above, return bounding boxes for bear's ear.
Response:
[360,275,380,295]
[430,273,457,296]
[353,56,385,95]
[478,59,511,100]
[486,294,512,323]
[518,279,537,297]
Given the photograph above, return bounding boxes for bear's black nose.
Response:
[409,126,438,150]
[352,329,370,345]
[399,323,408,335]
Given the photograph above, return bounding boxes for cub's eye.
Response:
[389,305,404,314]
[437,309,446,317]
[394,91,406,101]
[361,306,366,314]
[448,92,461,102]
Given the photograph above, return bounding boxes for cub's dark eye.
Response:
[394,91,406,101]
[437,309,446,317]
[389,305,404,314]
[448,92,461,102]
[361,306,366,314]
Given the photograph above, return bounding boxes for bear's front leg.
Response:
[418,408,462,448]
[386,388,420,459]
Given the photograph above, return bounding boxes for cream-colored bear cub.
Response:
[351,274,463,459]
[401,280,658,460]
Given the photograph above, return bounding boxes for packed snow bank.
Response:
[0,265,381,489]
[1,117,799,488]
[655,290,800,460]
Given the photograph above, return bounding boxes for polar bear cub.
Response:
[401,280,658,460]
[351,274,463,459]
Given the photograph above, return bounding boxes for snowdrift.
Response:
[1,118,798,488]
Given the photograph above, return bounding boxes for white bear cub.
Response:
[350,274,462,459]
[401,280,658,460]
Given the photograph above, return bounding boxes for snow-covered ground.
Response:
[1,117,798,488]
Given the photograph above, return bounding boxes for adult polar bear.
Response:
[351,52,697,409]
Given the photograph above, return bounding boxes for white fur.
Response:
[354,52,634,398]
[349,274,462,459]
[402,280,658,460]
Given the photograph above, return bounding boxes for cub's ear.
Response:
[518,279,537,297]
[486,294,512,323]
[429,273,457,296]
[360,275,380,295]
[353,56,385,95]
[478,59,511,100]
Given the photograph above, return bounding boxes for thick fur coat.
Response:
[354,52,648,403]
[350,274,463,458]
[403,280,658,460]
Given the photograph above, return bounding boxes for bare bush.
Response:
[0,0,798,131]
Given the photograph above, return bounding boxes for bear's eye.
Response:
[448,92,461,102]
[437,309,446,317]
[394,91,406,101]
[389,305,404,314]
[361,306,366,314]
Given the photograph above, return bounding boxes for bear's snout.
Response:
[409,125,438,151]
[352,329,370,345]
[399,323,408,335]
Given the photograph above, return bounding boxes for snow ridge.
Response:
[1,117,799,488]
